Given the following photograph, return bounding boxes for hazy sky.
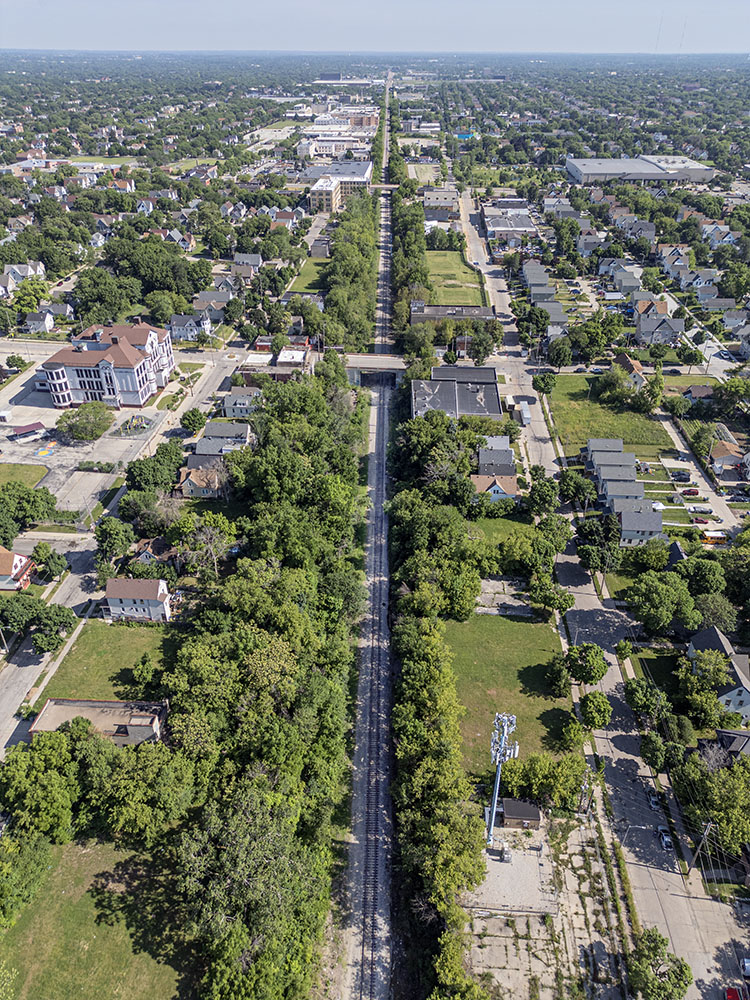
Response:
[5,0,750,53]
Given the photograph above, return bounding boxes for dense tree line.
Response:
[319,193,379,351]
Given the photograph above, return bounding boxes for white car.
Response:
[658,825,673,851]
[652,501,665,511]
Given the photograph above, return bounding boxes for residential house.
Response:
[594,462,637,489]
[177,466,223,499]
[133,537,181,572]
[0,546,35,590]
[169,313,212,341]
[24,310,54,335]
[612,353,646,391]
[619,509,664,547]
[723,310,748,333]
[137,198,156,215]
[635,316,685,346]
[103,578,171,622]
[4,260,45,284]
[710,439,743,476]
[688,627,750,723]
[30,698,168,746]
[223,385,261,419]
[601,479,645,502]
[233,252,262,271]
[581,439,624,463]
[737,325,750,360]
[477,446,516,477]
[682,384,714,406]
[0,273,16,298]
[469,474,519,501]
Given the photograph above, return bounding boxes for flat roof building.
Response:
[31,698,168,746]
[566,155,715,185]
[412,367,502,420]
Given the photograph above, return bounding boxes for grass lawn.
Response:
[178,362,204,374]
[67,154,138,165]
[474,512,535,545]
[605,568,636,600]
[425,250,484,307]
[664,375,718,389]
[290,257,327,294]
[40,621,172,703]
[633,648,681,700]
[407,163,440,184]
[1,840,196,1000]
[548,375,673,455]
[445,615,567,778]
[0,462,47,488]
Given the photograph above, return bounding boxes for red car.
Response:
[692,516,709,524]
[682,488,700,496]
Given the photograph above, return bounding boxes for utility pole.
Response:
[486,713,519,848]
[687,820,713,875]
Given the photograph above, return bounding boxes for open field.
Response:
[0,462,47,488]
[548,375,673,456]
[425,250,483,307]
[633,648,681,701]
[407,163,440,184]
[445,615,566,777]
[474,512,536,545]
[664,375,718,389]
[290,257,327,294]
[39,621,171,703]
[67,155,137,165]
[2,840,196,1000]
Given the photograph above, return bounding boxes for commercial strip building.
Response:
[565,154,715,185]
[35,323,175,408]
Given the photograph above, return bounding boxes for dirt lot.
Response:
[465,817,626,1000]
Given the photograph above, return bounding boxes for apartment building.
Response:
[36,323,175,408]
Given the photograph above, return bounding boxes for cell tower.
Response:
[486,713,519,848]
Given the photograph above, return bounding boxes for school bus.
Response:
[702,531,727,545]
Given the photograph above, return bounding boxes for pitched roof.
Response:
[691,626,735,657]
[470,474,518,494]
[105,578,167,601]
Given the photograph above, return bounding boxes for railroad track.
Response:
[357,386,390,999]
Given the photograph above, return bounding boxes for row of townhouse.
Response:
[520,260,568,341]
[580,438,665,547]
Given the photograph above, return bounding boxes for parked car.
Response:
[591,367,603,374]
[665,369,681,376]
[692,516,710,524]
[682,488,700,496]
[652,501,665,511]
[647,790,660,811]
[657,825,673,851]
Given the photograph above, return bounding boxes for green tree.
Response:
[526,478,559,516]
[545,654,571,698]
[565,644,608,686]
[548,338,572,370]
[641,731,666,771]
[561,717,588,750]
[693,591,737,633]
[45,550,68,580]
[624,677,669,723]
[180,408,207,435]
[94,517,135,562]
[0,832,52,928]
[580,690,612,729]
[532,373,557,397]
[56,401,114,441]
[528,572,574,614]
[467,329,495,366]
[627,571,702,634]
[627,927,692,1000]
[558,469,597,509]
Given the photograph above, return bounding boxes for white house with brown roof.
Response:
[0,546,35,590]
[470,474,518,500]
[103,578,171,622]
[35,323,175,408]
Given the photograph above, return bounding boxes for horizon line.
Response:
[0,47,747,57]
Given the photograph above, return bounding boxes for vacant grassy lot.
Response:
[633,648,681,702]
[407,163,440,184]
[41,622,171,703]
[445,615,567,778]
[2,840,196,1000]
[425,250,483,306]
[548,375,673,456]
[664,375,718,390]
[474,512,536,545]
[290,257,327,294]
[0,462,47,488]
